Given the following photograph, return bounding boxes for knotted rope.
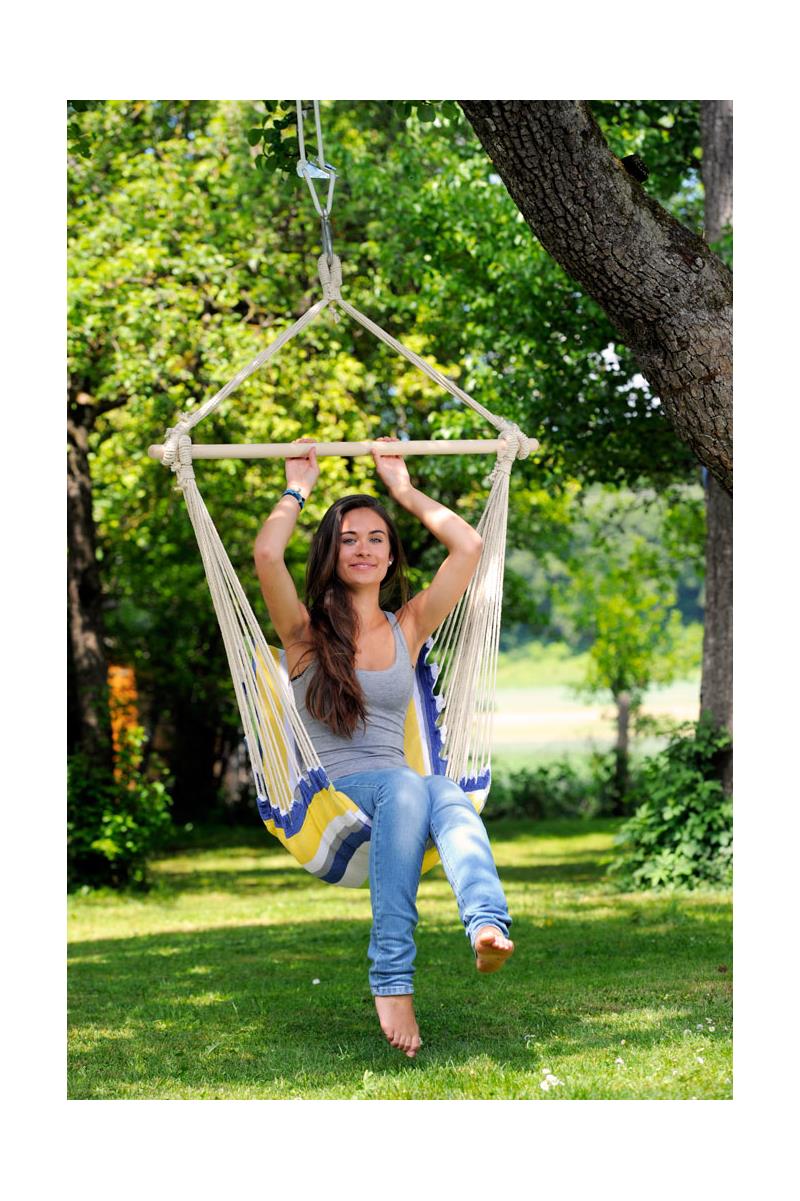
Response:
[161,415,193,468]
[318,253,342,301]
[488,419,534,482]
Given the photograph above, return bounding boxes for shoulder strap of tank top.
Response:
[385,609,412,665]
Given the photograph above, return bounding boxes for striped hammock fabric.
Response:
[251,641,490,887]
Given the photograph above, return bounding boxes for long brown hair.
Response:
[301,494,409,737]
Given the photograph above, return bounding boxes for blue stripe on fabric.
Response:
[297,766,332,806]
[416,645,448,776]
[459,767,492,794]
[318,823,372,884]
[255,792,307,835]
[255,768,332,834]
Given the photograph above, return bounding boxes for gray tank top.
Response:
[290,610,414,780]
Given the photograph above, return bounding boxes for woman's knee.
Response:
[426,773,472,810]
[377,768,430,814]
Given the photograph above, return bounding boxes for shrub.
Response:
[606,716,732,891]
[486,755,616,821]
[68,726,173,889]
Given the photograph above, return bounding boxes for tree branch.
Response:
[459,100,732,493]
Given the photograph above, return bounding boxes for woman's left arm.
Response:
[372,439,482,647]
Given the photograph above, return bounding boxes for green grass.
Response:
[68,820,732,1099]
[496,641,592,688]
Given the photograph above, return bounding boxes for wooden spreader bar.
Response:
[148,437,538,462]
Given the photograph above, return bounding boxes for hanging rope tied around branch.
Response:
[149,100,540,887]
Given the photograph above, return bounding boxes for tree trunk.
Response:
[700,102,733,247]
[612,689,632,814]
[166,700,225,824]
[699,101,733,794]
[67,395,113,771]
[459,101,733,494]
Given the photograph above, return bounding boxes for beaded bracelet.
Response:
[282,487,305,511]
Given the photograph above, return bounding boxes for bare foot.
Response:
[374,995,421,1058]
[474,926,515,973]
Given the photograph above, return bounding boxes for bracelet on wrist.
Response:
[282,487,305,511]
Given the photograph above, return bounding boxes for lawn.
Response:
[67,819,732,1100]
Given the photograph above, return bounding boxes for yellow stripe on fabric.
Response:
[262,786,365,867]
[402,696,426,776]
[252,647,292,789]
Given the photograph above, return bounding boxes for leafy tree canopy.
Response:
[68,100,706,771]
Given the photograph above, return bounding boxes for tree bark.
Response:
[459,101,733,494]
[67,392,113,771]
[613,689,632,814]
[700,102,733,246]
[699,101,733,794]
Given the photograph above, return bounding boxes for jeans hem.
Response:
[467,918,511,948]
[371,986,415,996]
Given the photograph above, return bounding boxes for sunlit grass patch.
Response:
[68,819,731,1099]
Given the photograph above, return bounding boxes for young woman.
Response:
[254,437,514,1058]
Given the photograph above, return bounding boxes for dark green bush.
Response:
[486,755,616,821]
[68,726,173,890]
[606,716,732,891]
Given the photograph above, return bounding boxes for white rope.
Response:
[295,101,336,218]
[160,299,330,469]
[159,246,534,806]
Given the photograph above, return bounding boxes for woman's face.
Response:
[336,508,392,588]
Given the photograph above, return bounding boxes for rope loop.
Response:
[318,253,342,301]
[487,420,534,485]
[172,433,195,489]
[496,418,533,463]
[161,414,193,467]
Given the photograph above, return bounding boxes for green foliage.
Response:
[67,101,103,158]
[592,101,704,231]
[607,718,732,892]
[68,101,709,819]
[67,727,173,890]
[550,485,703,706]
[487,753,624,821]
[710,225,733,269]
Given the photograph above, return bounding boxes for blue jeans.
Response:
[332,766,512,996]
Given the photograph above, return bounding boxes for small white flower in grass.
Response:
[620,1039,626,1045]
[615,1057,625,1066]
[684,1029,692,1036]
[696,1023,704,1030]
[541,1067,552,1075]
[540,1079,551,1091]
[312,978,321,985]
[696,1056,704,1064]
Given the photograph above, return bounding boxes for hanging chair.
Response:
[149,103,538,887]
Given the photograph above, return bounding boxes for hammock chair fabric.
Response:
[157,252,536,887]
[251,641,488,886]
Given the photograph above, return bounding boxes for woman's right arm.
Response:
[253,441,319,649]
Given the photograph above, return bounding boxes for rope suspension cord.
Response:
[158,252,538,469]
[153,100,540,862]
[296,100,336,261]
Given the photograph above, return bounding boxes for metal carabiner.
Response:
[295,100,337,223]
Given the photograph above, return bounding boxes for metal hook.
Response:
[295,99,338,223]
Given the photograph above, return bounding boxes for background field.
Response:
[491,643,699,772]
